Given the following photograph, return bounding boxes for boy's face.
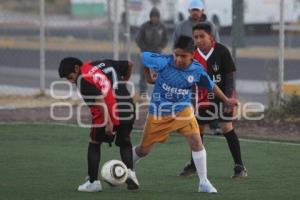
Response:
[66,65,80,84]
[193,29,213,51]
[174,48,194,69]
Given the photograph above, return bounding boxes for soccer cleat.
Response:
[179,162,196,176]
[232,164,248,179]
[125,169,139,190]
[77,180,102,192]
[199,179,218,193]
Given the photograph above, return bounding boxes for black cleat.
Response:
[179,162,196,177]
[126,169,139,190]
[126,178,139,190]
[232,164,248,179]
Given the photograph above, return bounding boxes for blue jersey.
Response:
[141,52,215,116]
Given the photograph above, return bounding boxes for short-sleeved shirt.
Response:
[79,60,135,125]
[141,52,215,116]
[80,63,119,126]
[91,60,132,98]
[194,42,236,103]
[92,60,135,123]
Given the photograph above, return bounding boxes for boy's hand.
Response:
[225,98,238,108]
[105,121,115,136]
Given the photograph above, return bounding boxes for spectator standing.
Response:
[135,7,168,96]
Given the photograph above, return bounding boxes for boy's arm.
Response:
[223,72,237,113]
[95,97,114,135]
[224,72,236,98]
[222,46,236,98]
[141,52,169,71]
[198,70,238,108]
[102,60,132,81]
[213,85,238,107]
[144,67,155,84]
[122,61,133,81]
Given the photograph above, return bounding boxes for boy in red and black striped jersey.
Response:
[58,57,139,192]
[179,23,247,178]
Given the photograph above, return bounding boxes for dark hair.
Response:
[193,23,212,34]
[58,57,82,78]
[150,7,160,18]
[174,36,195,53]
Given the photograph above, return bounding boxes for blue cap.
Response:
[188,0,205,10]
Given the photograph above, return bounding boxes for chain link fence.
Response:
[0,0,120,95]
[0,0,299,107]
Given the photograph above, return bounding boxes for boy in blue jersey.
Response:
[132,36,238,193]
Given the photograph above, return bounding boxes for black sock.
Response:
[120,144,133,170]
[224,129,243,166]
[87,143,101,183]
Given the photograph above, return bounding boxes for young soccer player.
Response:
[132,36,238,193]
[179,23,247,178]
[58,57,139,192]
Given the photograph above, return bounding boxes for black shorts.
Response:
[90,123,133,146]
[195,102,234,125]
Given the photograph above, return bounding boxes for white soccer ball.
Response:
[101,160,128,186]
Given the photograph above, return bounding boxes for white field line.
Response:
[204,134,300,147]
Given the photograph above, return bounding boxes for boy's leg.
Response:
[185,134,205,180]
[115,124,134,170]
[179,106,215,176]
[77,140,102,192]
[185,134,217,193]
[115,124,140,190]
[132,144,154,164]
[179,125,205,176]
[78,127,115,192]
[88,141,101,183]
[219,122,247,178]
[133,113,170,164]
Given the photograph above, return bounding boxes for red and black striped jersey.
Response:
[194,42,236,105]
[80,62,119,126]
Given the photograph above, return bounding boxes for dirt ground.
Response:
[0,95,299,142]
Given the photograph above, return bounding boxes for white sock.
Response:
[132,146,141,166]
[192,149,208,183]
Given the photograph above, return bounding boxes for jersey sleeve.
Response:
[221,46,236,73]
[196,70,215,91]
[102,60,129,77]
[141,52,169,72]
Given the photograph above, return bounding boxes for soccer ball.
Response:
[101,160,128,186]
